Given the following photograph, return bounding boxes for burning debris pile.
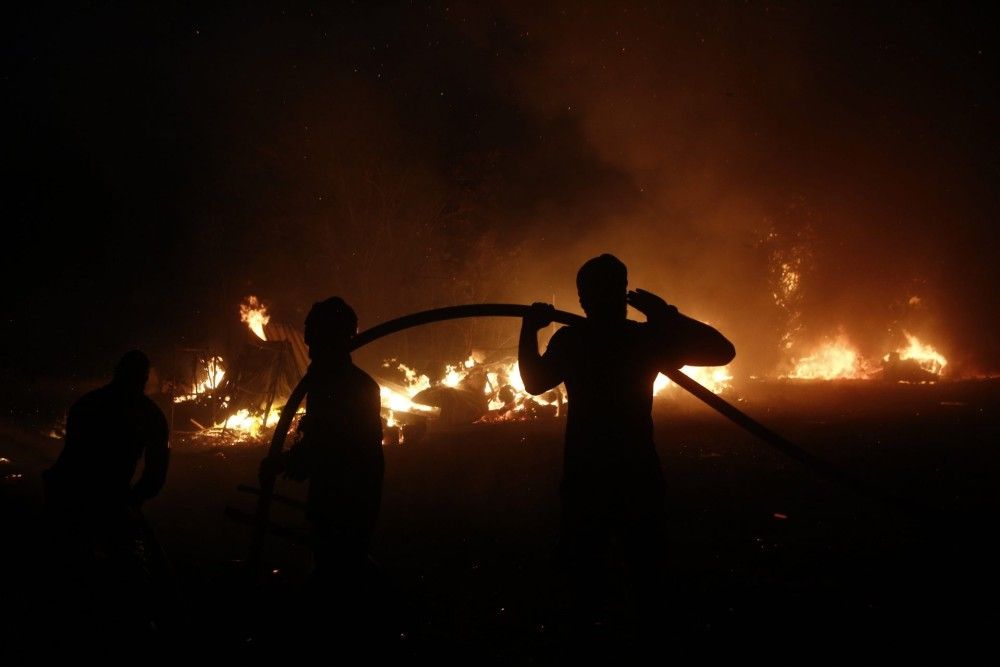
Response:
[383,354,738,430]
[166,280,958,449]
[169,296,449,445]
[887,333,948,379]
[782,332,947,383]
[380,355,564,429]
[783,332,948,382]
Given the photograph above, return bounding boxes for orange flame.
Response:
[217,407,283,439]
[441,354,479,388]
[379,385,437,415]
[889,331,947,376]
[240,296,270,341]
[173,356,226,403]
[786,337,870,380]
[653,365,733,396]
[195,356,225,393]
[395,363,431,396]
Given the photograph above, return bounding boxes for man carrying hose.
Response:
[518,254,735,641]
[259,297,384,604]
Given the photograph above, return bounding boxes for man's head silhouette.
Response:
[113,350,151,394]
[577,254,628,323]
[305,297,358,360]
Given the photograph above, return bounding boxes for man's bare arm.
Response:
[628,289,735,368]
[518,303,564,395]
[665,313,735,367]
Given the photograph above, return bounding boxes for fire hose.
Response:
[250,303,923,568]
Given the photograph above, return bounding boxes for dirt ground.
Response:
[2,379,998,660]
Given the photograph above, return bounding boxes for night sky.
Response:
[6,2,999,383]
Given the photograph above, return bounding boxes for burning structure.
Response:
[170,298,306,441]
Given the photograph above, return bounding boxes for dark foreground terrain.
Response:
[2,379,999,660]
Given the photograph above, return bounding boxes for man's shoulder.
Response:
[139,394,168,423]
[349,364,381,395]
[548,324,581,346]
[70,384,114,412]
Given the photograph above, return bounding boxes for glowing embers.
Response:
[786,336,870,380]
[240,295,270,341]
[653,365,734,396]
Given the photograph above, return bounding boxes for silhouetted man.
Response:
[260,297,384,590]
[519,254,735,637]
[42,350,170,640]
[44,350,170,557]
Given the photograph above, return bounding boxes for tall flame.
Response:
[173,356,226,403]
[240,295,270,341]
[194,356,225,394]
